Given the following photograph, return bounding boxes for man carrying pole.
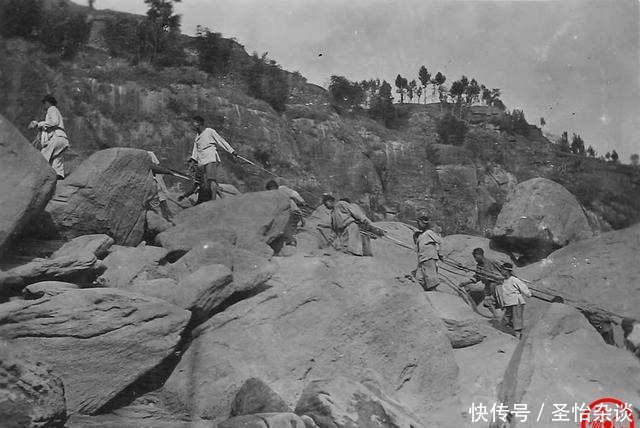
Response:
[186,115,239,202]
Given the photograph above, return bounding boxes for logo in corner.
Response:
[580,397,635,428]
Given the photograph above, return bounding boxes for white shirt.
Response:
[190,127,235,166]
[38,105,65,131]
[498,276,532,306]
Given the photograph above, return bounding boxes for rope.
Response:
[372,225,637,325]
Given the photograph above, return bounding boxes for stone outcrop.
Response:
[0,234,113,292]
[35,148,156,246]
[161,254,459,425]
[156,190,291,257]
[0,114,57,258]
[0,287,190,414]
[491,177,593,261]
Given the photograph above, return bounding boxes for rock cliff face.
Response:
[1,33,639,238]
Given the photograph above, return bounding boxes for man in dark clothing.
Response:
[458,247,505,317]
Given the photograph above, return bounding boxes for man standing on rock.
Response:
[29,94,70,179]
[187,115,238,201]
[317,194,384,256]
[496,262,532,339]
[412,215,443,291]
[458,248,504,317]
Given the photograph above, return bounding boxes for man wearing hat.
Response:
[413,215,443,291]
[497,262,532,339]
[318,193,384,256]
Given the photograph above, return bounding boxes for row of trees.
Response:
[328,65,507,128]
[394,67,505,111]
[555,131,639,165]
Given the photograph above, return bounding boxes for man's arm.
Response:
[210,128,236,155]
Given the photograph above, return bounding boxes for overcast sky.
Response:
[95,0,640,160]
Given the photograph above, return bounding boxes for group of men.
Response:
[31,104,630,345]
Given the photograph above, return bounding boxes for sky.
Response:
[94,0,640,161]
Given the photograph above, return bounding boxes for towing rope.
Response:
[370,225,636,325]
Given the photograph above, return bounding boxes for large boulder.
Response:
[0,340,67,428]
[491,177,593,261]
[0,114,57,258]
[36,148,156,246]
[294,377,423,428]
[519,223,640,320]
[496,304,640,425]
[156,190,291,257]
[0,287,190,414]
[0,234,113,293]
[161,253,460,425]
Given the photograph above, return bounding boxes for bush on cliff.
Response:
[436,113,468,146]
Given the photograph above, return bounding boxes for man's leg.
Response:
[483,283,498,317]
[203,162,219,201]
[512,304,525,338]
[345,222,364,256]
[419,259,439,291]
[502,305,514,328]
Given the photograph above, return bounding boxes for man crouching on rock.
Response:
[186,115,238,201]
[317,194,384,256]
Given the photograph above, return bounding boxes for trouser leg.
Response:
[203,162,219,201]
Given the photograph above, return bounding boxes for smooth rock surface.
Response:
[519,223,640,319]
[156,190,291,257]
[162,253,460,425]
[496,304,640,425]
[492,177,593,260]
[0,114,57,258]
[38,148,156,246]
